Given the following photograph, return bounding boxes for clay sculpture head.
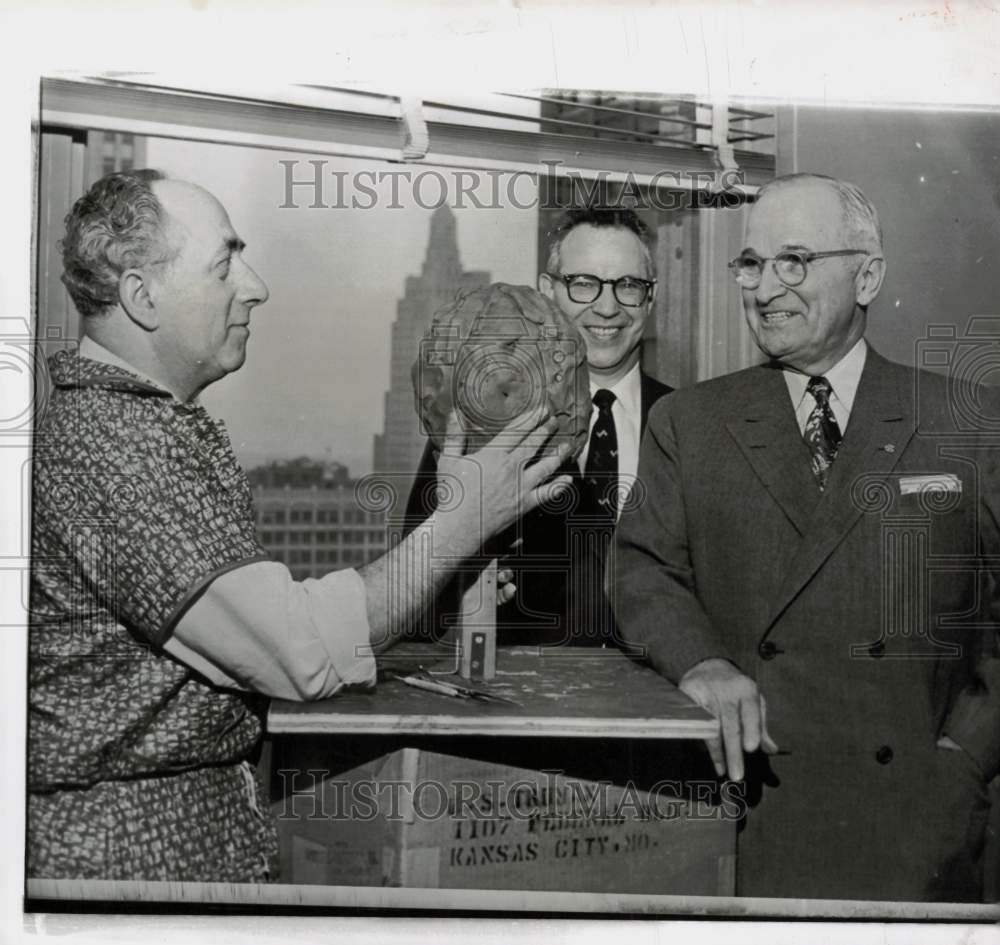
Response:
[412,282,591,456]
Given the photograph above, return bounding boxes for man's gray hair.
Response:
[757,173,884,256]
[60,168,171,318]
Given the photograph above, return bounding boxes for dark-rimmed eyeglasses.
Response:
[728,249,869,289]
[549,273,655,307]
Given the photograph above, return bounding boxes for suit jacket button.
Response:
[875,745,893,765]
[758,640,780,660]
[869,640,886,659]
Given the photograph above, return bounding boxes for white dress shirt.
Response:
[78,336,376,700]
[578,361,643,522]
[782,338,868,435]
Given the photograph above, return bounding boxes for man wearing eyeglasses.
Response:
[614,172,1000,900]
[406,207,672,644]
[538,208,667,525]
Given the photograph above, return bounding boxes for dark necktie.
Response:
[804,376,843,491]
[583,388,619,519]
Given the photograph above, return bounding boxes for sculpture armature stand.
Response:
[458,559,497,681]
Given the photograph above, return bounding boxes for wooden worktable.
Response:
[268,644,718,740]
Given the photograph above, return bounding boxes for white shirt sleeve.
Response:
[162,560,377,700]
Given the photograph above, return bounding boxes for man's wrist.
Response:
[426,508,484,561]
[680,656,741,682]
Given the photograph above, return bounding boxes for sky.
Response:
[146,138,539,474]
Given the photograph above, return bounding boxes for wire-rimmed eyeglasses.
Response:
[728,249,869,289]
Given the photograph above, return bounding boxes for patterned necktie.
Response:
[583,388,619,518]
[804,376,843,491]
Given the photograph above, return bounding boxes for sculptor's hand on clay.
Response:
[361,408,571,655]
[435,406,573,544]
[679,658,779,781]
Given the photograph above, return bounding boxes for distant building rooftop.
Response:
[247,457,355,490]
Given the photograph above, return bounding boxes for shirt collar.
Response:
[590,361,641,416]
[79,336,160,385]
[77,336,195,403]
[782,337,868,413]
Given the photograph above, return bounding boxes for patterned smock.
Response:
[29,351,277,882]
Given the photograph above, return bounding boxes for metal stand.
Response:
[458,558,497,681]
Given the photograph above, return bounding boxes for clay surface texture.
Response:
[412,283,591,456]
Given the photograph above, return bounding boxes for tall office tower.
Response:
[372,205,490,514]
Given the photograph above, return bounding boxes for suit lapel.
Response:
[763,350,916,631]
[725,365,821,536]
[640,373,654,432]
[639,371,672,433]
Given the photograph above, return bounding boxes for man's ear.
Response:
[118,268,159,331]
[537,271,555,300]
[856,255,886,308]
[647,279,659,309]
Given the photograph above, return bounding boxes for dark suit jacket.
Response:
[614,348,1000,901]
[406,371,672,645]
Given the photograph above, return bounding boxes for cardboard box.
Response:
[273,747,736,895]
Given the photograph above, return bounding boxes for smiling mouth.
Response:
[583,326,624,340]
[758,310,797,324]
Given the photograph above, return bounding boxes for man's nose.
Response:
[754,259,787,306]
[592,282,620,317]
[236,258,269,306]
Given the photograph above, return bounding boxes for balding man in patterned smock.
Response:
[28,170,571,882]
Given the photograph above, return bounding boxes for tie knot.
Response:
[807,375,833,405]
[593,389,616,412]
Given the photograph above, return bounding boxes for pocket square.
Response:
[899,474,962,495]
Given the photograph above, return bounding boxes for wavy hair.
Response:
[60,169,171,318]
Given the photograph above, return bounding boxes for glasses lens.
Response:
[775,253,807,286]
[733,256,763,286]
[565,275,601,304]
[613,277,649,306]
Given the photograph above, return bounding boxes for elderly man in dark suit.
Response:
[614,172,1000,901]
[407,207,672,645]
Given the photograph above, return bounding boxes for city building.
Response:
[249,458,387,581]
[371,204,490,511]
